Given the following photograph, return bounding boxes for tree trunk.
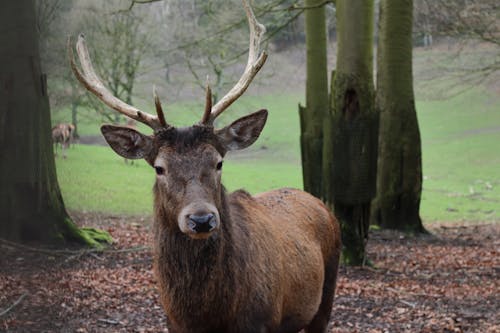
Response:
[323,0,377,265]
[372,0,426,233]
[299,0,329,198]
[0,0,110,247]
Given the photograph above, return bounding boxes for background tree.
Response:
[36,0,87,137]
[322,0,377,265]
[79,2,151,123]
[372,0,425,232]
[153,0,302,106]
[413,0,499,93]
[41,0,311,121]
[298,0,329,198]
[0,0,109,247]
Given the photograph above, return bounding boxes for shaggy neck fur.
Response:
[153,185,253,331]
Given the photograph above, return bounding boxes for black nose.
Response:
[188,213,216,233]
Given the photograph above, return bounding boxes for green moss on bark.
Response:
[300,0,329,198]
[63,220,113,249]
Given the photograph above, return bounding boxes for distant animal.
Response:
[69,0,341,332]
[52,123,75,158]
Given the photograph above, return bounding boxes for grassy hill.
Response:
[54,87,499,223]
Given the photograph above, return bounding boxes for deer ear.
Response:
[101,125,153,160]
[215,109,268,151]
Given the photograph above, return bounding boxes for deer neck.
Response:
[153,187,235,272]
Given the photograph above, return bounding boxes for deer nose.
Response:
[188,213,216,233]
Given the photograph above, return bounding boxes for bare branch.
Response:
[116,0,163,13]
[203,0,268,125]
[0,237,150,256]
[0,293,28,317]
[68,34,163,130]
[288,0,335,11]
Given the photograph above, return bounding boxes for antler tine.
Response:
[202,0,268,125]
[201,77,213,124]
[153,86,168,128]
[68,34,162,130]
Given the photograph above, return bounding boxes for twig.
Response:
[387,287,441,299]
[0,238,150,257]
[399,300,417,308]
[97,318,122,325]
[288,0,335,11]
[0,293,28,317]
[89,252,104,261]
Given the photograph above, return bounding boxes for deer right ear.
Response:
[101,125,153,160]
[215,109,268,152]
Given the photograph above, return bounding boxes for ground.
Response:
[1,214,498,333]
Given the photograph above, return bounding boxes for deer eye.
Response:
[154,166,165,175]
[216,161,223,171]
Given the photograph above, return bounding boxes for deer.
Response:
[69,1,341,332]
[52,123,75,158]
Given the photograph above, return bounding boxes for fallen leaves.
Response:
[0,214,498,332]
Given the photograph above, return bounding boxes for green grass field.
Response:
[418,91,500,221]
[55,88,499,223]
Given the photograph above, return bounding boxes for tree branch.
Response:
[117,0,163,13]
[288,0,335,11]
[0,238,150,256]
[0,293,28,317]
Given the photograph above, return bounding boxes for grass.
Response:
[417,91,500,221]
[54,84,499,223]
[56,146,303,215]
[56,93,304,215]
[56,145,153,214]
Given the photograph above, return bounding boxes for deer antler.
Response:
[153,86,168,128]
[68,34,166,130]
[201,0,268,126]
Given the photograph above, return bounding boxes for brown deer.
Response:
[52,123,75,158]
[69,1,341,332]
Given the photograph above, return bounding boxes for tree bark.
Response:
[0,0,110,246]
[323,0,377,265]
[299,0,329,198]
[372,0,426,233]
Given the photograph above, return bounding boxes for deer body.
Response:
[155,186,339,333]
[119,124,338,333]
[69,1,340,331]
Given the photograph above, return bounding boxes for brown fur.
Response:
[149,133,341,333]
[100,118,341,333]
[52,123,75,158]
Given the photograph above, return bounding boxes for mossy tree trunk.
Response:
[299,0,329,198]
[0,0,110,247]
[372,0,426,233]
[322,0,378,265]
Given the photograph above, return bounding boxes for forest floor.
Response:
[0,213,498,333]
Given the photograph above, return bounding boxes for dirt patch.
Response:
[1,215,498,332]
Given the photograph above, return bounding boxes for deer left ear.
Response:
[101,124,154,160]
[215,109,268,151]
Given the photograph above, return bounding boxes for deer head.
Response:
[69,0,267,239]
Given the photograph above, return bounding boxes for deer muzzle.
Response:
[178,203,220,239]
[188,213,217,233]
